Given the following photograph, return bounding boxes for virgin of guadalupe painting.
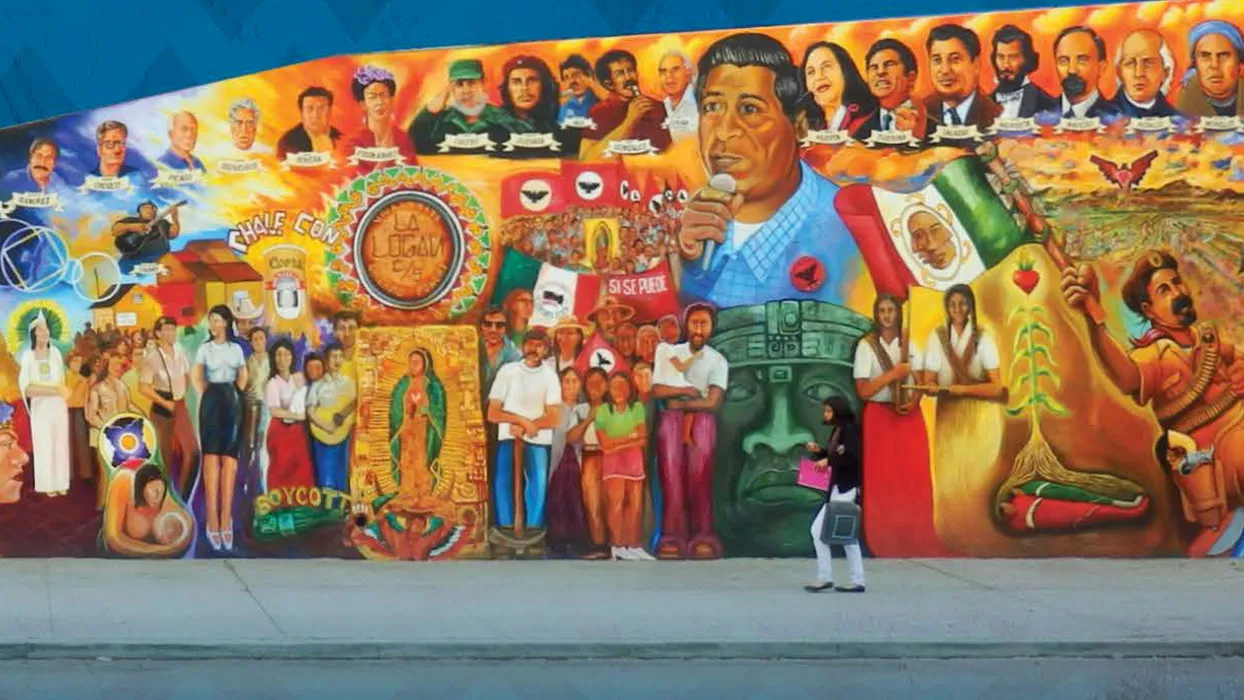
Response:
[388,347,446,512]
[348,326,489,560]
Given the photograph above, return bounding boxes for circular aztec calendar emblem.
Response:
[327,166,491,320]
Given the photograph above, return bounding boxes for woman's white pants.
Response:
[810,486,864,586]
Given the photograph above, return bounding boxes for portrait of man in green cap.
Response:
[409,58,526,155]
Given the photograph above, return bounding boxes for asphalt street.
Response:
[2,658,1242,699]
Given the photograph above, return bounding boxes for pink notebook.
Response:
[796,457,830,492]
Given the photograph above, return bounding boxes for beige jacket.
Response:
[1175,78,1244,117]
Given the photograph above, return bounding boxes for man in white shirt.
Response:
[487,329,562,531]
[651,303,728,560]
[658,51,698,140]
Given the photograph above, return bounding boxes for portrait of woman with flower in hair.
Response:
[340,63,417,171]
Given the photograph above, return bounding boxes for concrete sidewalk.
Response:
[1,558,1241,660]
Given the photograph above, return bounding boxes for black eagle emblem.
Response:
[521,188,550,204]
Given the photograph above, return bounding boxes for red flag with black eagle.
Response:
[560,160,625,208]
[500,171,566,219]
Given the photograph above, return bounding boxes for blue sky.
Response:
[0,0,1128,128]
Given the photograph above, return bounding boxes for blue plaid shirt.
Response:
[679,162,859,308]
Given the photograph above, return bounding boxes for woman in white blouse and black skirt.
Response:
[192,305,249,553]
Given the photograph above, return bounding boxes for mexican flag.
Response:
[489,248,542,305]
[529,263,602,328]
[834,156,1030,299]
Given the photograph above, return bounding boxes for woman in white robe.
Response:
[17,313,71,496]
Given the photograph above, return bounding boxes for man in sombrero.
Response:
[575,295,636,379]
[547,315,590,374]
[230,297,266,354]
[585,295,634,348]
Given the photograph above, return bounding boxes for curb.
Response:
[4,641,1244,661]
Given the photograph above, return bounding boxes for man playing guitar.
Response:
[111,200,184,272]
[306,343,357,492]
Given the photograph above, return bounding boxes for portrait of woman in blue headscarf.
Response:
[388,348,446,509]
[1175,19,1244,117]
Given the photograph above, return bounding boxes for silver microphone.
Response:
[701,173,736,271]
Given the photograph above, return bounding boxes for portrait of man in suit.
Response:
[924,24,1002,130]
[1050,25,1121,120]
[854,38,936,143]
[1114,29,1178,118]
[990,24,1058,119]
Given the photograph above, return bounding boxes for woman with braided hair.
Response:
[917,285,1007,553]
[850,293,951,557]
[920,285,1005,400]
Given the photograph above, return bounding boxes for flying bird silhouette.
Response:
[577,181,602,195]
[520,188,550,204]
[1089,151,1158,198]
[594,351,612,369]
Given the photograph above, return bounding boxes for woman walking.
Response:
[192,305,248,553]
[805,396,865,593]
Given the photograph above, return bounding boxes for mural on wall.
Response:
[2,1,1244,561]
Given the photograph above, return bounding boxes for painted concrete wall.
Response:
[1,1,1243,560]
